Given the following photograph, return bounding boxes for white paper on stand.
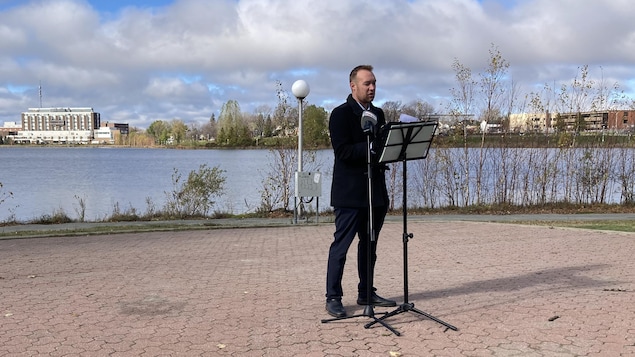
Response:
[399,113,418,123]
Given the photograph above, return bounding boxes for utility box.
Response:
[295,171,322,198]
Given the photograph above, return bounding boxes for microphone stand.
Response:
[321,121,400,336]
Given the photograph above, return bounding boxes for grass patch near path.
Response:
[0,221,222,239]
[509,220,635,233]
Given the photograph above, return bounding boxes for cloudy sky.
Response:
[1,0,634,129]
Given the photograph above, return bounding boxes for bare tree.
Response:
[258,146,297,213]
[382,100,402,123]
[0,182,13,209]
[273,80,296,136]
[474,44,510,204]
[480,44,509,125]
[449,58,476,206]
[402,99,435,118]
[200,113,217,141]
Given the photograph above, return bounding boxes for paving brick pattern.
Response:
[1,221,634,356]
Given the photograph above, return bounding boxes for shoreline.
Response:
[4,212,635,239]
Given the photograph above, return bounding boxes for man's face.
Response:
[351,69,376,105]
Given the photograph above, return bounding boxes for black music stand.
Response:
[365,120,458,334]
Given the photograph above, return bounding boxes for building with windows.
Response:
[100,121,129,135]
[606,110,635,132]
[12,107,99,144]
[508,110,635,134]
[0,121,21,137]
[555,111,607,131]
[92,126,114,144]
[6,107,128,144]
[92,122,130,144]
[508,112,553,133]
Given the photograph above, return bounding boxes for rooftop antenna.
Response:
[38,81,42,108]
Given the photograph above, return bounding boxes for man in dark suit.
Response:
[325,65,396,318]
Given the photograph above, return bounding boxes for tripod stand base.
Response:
[365,302,458,332]
[321,305,402,336]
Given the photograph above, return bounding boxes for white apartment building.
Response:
[508,112,554,133]
[12,107,100,144]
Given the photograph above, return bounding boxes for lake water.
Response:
[4,146,633,223]
[0,147,334,222]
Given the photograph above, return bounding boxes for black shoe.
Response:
[325,298,347,317]
[357,293,397,307]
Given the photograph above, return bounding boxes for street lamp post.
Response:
[292,80,310,224]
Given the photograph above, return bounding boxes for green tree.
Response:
[146,120,171,144]
[264,115,274,137]
[302,104,329,147]
[217,100,251,146]
[237,124,252,146]
[171,119,188,144]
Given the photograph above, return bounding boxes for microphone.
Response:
[361,110,377,134]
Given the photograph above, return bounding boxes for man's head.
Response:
[349,65,376,107]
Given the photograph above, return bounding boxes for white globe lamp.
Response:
[292,80,310,100]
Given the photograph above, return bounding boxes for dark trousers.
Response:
[326,205,388,300]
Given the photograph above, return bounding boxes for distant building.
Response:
[607,110,635,132]
[508,110,635,133]
[0,121,21,137]
[11,107,99,144]
[92,122,130,144]
[21,107,99,131]
[92,126,115,144]
[508,112,553,133]
[555,111,607,131]
[6,107,129,144]
[101,121,129,135]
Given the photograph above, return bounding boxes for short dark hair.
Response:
[349,65,374,83]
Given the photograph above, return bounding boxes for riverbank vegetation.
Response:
[0,164,228,226]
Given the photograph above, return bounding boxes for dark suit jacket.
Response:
[329,94,389,208]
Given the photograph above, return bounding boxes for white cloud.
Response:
[1,0,635,128]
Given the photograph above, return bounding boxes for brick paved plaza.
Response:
[1,220,634,356]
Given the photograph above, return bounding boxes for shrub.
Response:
[164,164,226,218]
